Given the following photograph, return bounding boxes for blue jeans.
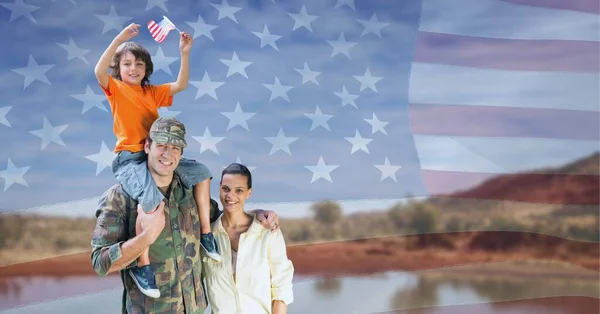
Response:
[112,150,212,213]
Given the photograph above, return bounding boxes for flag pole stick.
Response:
[163,15,182,33]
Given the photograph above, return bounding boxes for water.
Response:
[1,267,598,313]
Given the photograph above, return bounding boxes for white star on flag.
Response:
[56,38,91,65]
[0,0,39,23]
[12,55,54,90]
[305,156,339,183]
[294,62,321,86]
[192,127,225,155]
[220,51,253,78]
[146,0,169,12]
[236,156,256,172]
[364,113,389,135]
[345,130,373,154]
[85,141,116,175]
[327,33,357,59]
[0,158,30,191]
[287,5,320,32]
[29,117,69,150]
[94,5,133,35]
[211,0,242,23]
[264,128,298,155]
[190,72,225,100]
[221,103,256,131]
[0,105,13,127]
[304,105,333,131]
[51,0,77,5]
[357,13,390,38]
[334,0,355,11]
[354,68,383,92]
[374,157,401,182]
[70,85,108,114]
[223,156,257,172]
[185,15,218,41]
[263,76,293,102]
[335,85,359,108]
[253,25,282,51]
[152,47,179,76]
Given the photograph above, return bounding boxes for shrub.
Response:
[311,200,343,225]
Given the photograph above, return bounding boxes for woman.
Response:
[203,163,294,314]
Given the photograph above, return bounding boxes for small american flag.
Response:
[147,15,177,43]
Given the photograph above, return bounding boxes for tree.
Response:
[311,200,343,225]
[408,201,440,234]
[387,202,409,231]
[444,216,463,232]
[311,200,343,240]
[406,201,442,248]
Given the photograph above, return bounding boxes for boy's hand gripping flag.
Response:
[147,15,179,43]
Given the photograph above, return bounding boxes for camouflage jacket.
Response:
[90,174,221,314]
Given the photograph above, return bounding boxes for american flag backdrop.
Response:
[0,0,598,312]
[0,0,598,213]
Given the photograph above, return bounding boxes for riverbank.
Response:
[1,231,597,279]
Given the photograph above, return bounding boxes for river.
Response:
[1,265,598,313]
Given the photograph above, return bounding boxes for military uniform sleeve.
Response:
[90,186,137,276]
[268,229,294,305]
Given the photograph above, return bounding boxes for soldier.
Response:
[90,117,280,313]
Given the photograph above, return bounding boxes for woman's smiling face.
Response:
[219,173,252,213]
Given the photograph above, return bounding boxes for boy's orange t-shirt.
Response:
[101,76,173,153]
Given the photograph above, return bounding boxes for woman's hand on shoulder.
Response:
[255,209,279,232]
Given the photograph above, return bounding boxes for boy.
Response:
[93,22,221,298]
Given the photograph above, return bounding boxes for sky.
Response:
[0,0,598,215]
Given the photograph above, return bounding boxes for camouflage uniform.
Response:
[112,114,212,213]
[91,117,222,313]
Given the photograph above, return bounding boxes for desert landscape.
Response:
[0,152,598,312]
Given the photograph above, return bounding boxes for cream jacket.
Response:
[202,213,295,314]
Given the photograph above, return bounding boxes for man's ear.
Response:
[247,188,252,199]
[144,138,151,153]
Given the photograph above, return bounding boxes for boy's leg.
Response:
[176,158,222,262]
[113,152,164,212]
[112,151,161,298]
[129,207,160,298]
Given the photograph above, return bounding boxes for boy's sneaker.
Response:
[201,232,222,262]
[129,265,160,298]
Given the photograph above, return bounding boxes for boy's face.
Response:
[119,51,146,86]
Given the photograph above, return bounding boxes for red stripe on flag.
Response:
[422,169,600,205]
[414,32,600,73]
[409,104,600,140]
[499,0,600,14]
[147,20,174,43]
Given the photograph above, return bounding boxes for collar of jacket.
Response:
[213,211,262,235]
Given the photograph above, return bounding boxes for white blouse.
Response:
[231,249,237,280]
[202,213,294,314]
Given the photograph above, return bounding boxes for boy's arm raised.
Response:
[170,32,193,96]
[94,23,140,90]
